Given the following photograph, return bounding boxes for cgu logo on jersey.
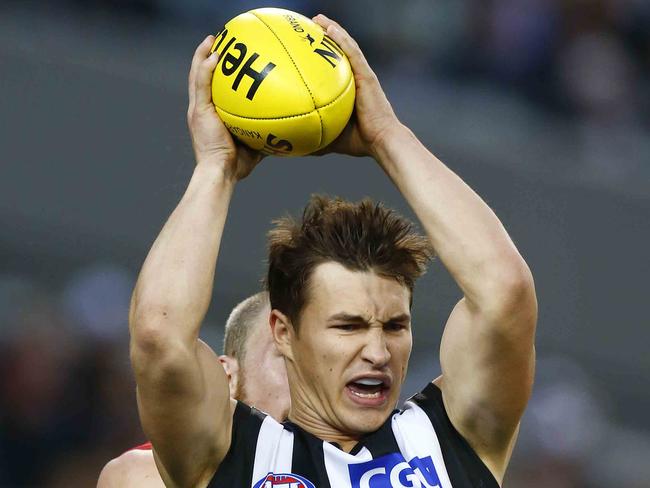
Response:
[348,454,441,488]
[253,472,316,488]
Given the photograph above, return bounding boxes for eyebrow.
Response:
[327,312,411,324]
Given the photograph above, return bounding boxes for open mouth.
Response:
[345,377,390,406]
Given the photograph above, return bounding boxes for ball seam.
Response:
[251,11,323,148]
[215,78,354,121]
[315,74,355,151]
[216,106,315,121]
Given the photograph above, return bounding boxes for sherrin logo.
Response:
[348,454,441,488]
[253,472,316,488]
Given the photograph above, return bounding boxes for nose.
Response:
[361,329,391,367]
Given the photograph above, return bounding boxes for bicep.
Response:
[438,297,536,449]
[134,339,234,487]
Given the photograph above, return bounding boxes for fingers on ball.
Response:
[312,15,363,60]
[190,37,217,81]
[188,36,215,108]
[321,26,369,77]
[194,55,219,107]
[191,36,214,72]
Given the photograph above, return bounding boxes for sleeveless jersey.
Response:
[210,382,499,487]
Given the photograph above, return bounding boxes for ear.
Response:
[270,309,295,361]
[218,355,239,396]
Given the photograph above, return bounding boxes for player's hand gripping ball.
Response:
[210,8,355,157]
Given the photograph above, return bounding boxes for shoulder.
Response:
[397,381,500,488]
[404,380,444,415]
[97,449,163,488]
[393,382,445,444]
[231,400,269,438]
[209,402,279,487]
[222,400,273,459]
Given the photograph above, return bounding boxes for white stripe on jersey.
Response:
[251,415,295,485]
[391,401,453,488]
[323,442,373,488]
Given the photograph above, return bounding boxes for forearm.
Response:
[374,125,532,311]
[130,163,235,350]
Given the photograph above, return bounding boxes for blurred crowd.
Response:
[65,0,650,126]
[0,266,141,487]
[350,0,650,188]
[353,0,650,125]
[2,265,650,487]
[54,0,650,190]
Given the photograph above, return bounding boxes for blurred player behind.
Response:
[96,292,288,487]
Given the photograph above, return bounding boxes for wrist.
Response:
[369,123,413,165]
[192,160,238,191]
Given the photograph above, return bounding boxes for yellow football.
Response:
[210,8,355,157]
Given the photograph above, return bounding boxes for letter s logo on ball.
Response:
[348,454,441,488]
[253,472,316,488]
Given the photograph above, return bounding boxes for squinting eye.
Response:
[386,323,407,332]
[334,324,358,331]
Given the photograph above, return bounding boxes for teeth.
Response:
[356,378,383,386]
[349,388,382,399]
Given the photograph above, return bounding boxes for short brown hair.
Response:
[266,195,433,328]
[223,292,270,362]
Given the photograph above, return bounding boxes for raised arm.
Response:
[128,36,262,488]
[313,15,537,483]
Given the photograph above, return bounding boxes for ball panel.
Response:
[251,8,353,108]
[211,13,314,119]
[215,107,322,157]
[316,75,356,151]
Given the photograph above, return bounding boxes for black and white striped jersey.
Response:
[209,383,499,488]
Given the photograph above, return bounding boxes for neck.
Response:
[288,406,361,453]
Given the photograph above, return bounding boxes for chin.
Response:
[342,389,400,429]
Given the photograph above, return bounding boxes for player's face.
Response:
[239,311,291,421]
[291,261,412,435]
